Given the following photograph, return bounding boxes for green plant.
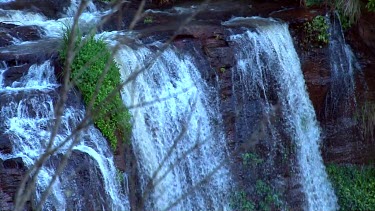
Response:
[305,0,324,7]
[367,0,375,12]
[116,169,125,183]
[336,0,361,24]
[327,164,375,211]
[255,180,283,211]
[60,29,132,150]
[230,191,255,211]
[220,67,226,73]
[242,152,263,166]
[304,15,329,47]
[337,11,352,30]
[144,16,153,24]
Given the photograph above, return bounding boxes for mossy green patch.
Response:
[60,30,131,150]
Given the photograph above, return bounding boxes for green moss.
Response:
[327,164,375,211]
[60,30,131,150]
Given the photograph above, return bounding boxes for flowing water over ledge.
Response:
[0,60,129,210]
[225,17,338,211]
[110,40,233,210]
[0,0,345,210]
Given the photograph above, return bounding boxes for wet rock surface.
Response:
[0,0,71,19]
[0,23,44,47]
[0,0,375,209]
[0,157,31,211]
[45,150,110,211]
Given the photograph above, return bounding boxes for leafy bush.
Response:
[367,0,375,12]
[327,164,375,211]
[60,30,131,150]
[304,15,329,47]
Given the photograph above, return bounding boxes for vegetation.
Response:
[230,180,283,211]
[144,16,153,24]
[60,30,131,150]
[327,164,375,211]
[336,0,361,24]
[367,0,375,12]
[256,180,283,211]
[230,191,256,211]
[304,0,375,27]
[242,152,263,166]
[304,0,324,7]
[304,15,329,47]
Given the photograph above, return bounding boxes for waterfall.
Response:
[224,17,338,211]
[325,13,357,119]
[110,40,232,210]
[0,7,102,38]
[0,60,129,210]
[65,0,98,17]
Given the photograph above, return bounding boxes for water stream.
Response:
[225,17,338,211]
[0,0,343,210]
[109,40,232,210]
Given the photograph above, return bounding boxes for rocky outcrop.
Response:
[0,23,44,47]
[0,0,71,19]
[0,158,31,211]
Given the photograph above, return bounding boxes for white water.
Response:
[226,17,338,211]
[109,40,232,210]
[326,14,357,118]
[0,60,129,210]
[0,2,102,38]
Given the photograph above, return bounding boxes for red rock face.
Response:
[0,158,31,211]
[358,11,375,55]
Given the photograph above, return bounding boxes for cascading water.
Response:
[109,40,233,210]
[224,17,338,211]
[0,0,131,206]
[325,14,357,119]
[0,59,129,210]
